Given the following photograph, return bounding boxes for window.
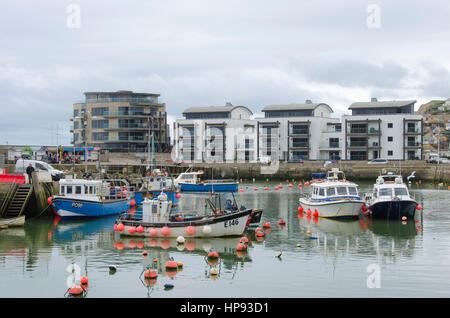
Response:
[67,186,73,194]
[92,120,109,129]
[327,188,336,196]
[388,150,393,156]
[92,132,109,141]
[348,187,357,195]
[379,188,392,196]
[394,187,408,196]
[60,186,65,194]
[337,187,347,195]
[75,186,82,194]
[388,136,393,142]
[36,163,47,171]
[388,123,393,128]
[318,188,325,196]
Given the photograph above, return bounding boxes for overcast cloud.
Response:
[0,0,449,145]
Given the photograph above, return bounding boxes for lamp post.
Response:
[83,110,91,174]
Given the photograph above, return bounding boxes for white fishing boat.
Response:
[363,172,419,219]
[298,168,364,219]
[115,192,253,238]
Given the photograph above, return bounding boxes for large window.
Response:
[265,110,313,117]
[185,112,230,119]
[92,132,109,141]
[92,107,108,116]
[394,187,408,196]
[92,120,109,129]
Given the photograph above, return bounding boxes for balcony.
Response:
[106,136,149,143]
[289,129,309,136]
[290,142,309,149]
[319,142,340,149]
[405,127,421,134]
[405,142,421,148]
[347,142,367,148]
[368,141,380,148]
[104,124,150,130]
[102,111,166,118]
[84,97,162,105]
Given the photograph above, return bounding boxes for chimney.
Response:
[305,99,312,104]
[371,97,378,102]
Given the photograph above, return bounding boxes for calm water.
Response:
[1,181,450,298]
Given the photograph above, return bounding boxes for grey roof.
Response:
[183,105,253,114]
[349,100,416,109]
[84,90,159,97]
[262,103,333,113]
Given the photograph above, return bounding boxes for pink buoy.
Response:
[185,225,196,236]
[298,183,302,187]
[128,226,136,234]
[264,187,269,191]
[254,187,258,191]
[306,209,312,216]
[239,189,244,193]
[149,228,158,236]
[262,222,271,228]
[175,193,181,199]
[137,225,144,233]
[117,223,124,231]
[288,184,293,188]
[130,199,136,207]
[165,260,178,270]
[402,216,407,221]
[114,224,119,231]
[161,226,170,236]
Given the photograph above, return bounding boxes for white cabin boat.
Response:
[298,168,364,219]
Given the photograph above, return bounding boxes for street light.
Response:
[83,110,91,174]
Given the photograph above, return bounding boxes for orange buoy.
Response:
[239,188,244,193]
[137,225,144,233]
[207,250,219,259]
[236,243,247,251]
[264,187,269,190]
[149,228,158,236]
[185,226,196,236]
[128,226,136,234]
[297,206,304,213]
[117,223,124,231]
[239,236,249,244]
[130,199,136,206]
[416,205,422,210]
[313,210,319,217]
[175,193,181,199]
[262,222,271,228]
[161,226,170,236]
[165,260,178,270]
[80,276,88,285]
[144,269,158,279]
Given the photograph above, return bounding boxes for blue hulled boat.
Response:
[174,170,238,192]
[51,179,130,218]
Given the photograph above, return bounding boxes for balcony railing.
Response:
[405,128,421,134]
[102,111,166,118]
[290,142,309,148]
[348,142,367,147]
[289,129,309,135]
[406,142,421,147]
[319,143,340,149]
[83,97,162,104]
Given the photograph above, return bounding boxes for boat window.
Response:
[379,188,392,196]
[394,187,408,196]
[150,178,154,182]
[318,188,325,196]
[60,185,65,194]
[67,186,73,194]
[337,187,347,195]
[348,187,357,195]
[327,188,336,196]
[75,186,82,194]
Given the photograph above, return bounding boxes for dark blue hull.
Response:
[370,200,417,220]
[180,183,238,192]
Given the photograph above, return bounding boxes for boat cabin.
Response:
[372,174,410,199]
[58,179,111,199]
[175,171,204,185]
[310,169,360,199]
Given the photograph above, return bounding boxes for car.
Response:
[15,159,65,181]
[368,159,388,165]
[287,159,304,163]
[427,156,439,164]
[438,158,450,164]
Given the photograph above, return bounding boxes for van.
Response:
[15,159,65,181]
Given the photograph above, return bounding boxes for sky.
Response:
[0,0,449,145]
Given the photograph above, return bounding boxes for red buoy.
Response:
[175,193,181,199]
[298,183,302,187]
[47,197,53,205]
[416,204,422,210]
[80,276,88,285]
[240,237,249,244]
[313,210,319,217]
[165,260,178,270]
[297,206,304,213]
[288,184,293,188]
[361,205,368,212]
[207,250,219,259]
[278,220,286,225]
[239,188,244,193]
[128,226,136,234]
[68,285,84,296]
[236,243,247,251]
[264,187,269,191]
[117,223,124,231]
[161,226,170,236]
[130,199,136,206]
[137,225,144,233]
[149,228,158,236]
[262,222,271,228]
[144,269,158,279]
[306,209,312,216]
[142,250,148,256]
[254,187,258,191]
[256,231,264,237]
[185,225,196,236]
[114,224,119,231]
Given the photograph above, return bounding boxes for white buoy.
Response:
[176,236,185,244]
[203,225,212,234]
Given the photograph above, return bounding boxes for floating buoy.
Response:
[142,250,148,256]
[306,209,312,216]
[288,184,293,188]
[185,225,196,236]
[254,187,258,191]
[164,284,174,289]
[298,183,302,187]
[274,186,279,190]
[144,269,158,279]
[264,187,269,191]
[114,224,119,231]
[177,262,183,269]
[313,210,319,217]
[239,188,244,193]
[68,285,84,296]
[109,265,117,272]
[416,204,422,210]
[165,260,178,270]
[239,236,249,244]
[47,197,53,205]
[236,243,247,251]
[128,226,136,234]
[175,193,181,199]
[161,226,171,236]
[276,251,282,258]
[402,216,407,221]
[80,276,88,285]
[278,219,286,225]
[255,231,264,237]
[149,228,158,236]
[297,244,302,248]
[299,187,303,191]
[177,236,185,244]
[130,199,136,206]
[278,185,283,189]
[305,182,310,187]
[153,258,158,264]
[361,205,368,212]
[207,250,219,259]
[297,206,304,213]
[262,222,271,228]
[306,230,311,236]
[136,225,144,233]
[117,224,124,231]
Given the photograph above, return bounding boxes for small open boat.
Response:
[115,192,253,238]
[0,215,25,228]
[174,168,238,192]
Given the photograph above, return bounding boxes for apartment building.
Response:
[343,98,423,160]
[71,90,170,154]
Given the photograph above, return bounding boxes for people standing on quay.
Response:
[26,163,34,184]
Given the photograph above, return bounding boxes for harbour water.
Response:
[1,181,450,298]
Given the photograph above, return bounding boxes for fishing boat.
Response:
[174,168,238,192]
[363,172,419,219]
[115,192,253,238]
[51,179,130,218]
[131,170,181,206]
[0,215,25,228]
[298,168,364,219]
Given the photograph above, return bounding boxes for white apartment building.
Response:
[343,98,423,160]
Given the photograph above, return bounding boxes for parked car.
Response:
[15,159,65,181]
[368,159,388,165]
[287,159,303,163]
[438,158,450,164]
[426,156,439,164]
